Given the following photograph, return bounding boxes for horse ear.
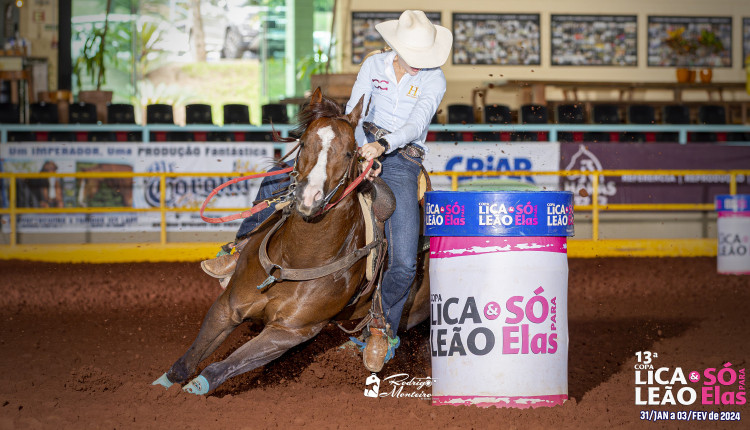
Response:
[309,87,323,106]
[346,95,365,128]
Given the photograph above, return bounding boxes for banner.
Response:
[1,142,275,233]
[561,143,750,205]
[423,142,561,191]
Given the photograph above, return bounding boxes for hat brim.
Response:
[375,20,453,69]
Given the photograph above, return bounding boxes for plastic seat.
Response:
[185,103,214,124]
[261,104,289,124]
[447,104,475,124]
[621,104,657,142]
[146,104,174,142]
[29,102,64,142]
[585,104,620,143]
[30,102,59,124]
[475,104,512,142]
[67,102,98,142]
[0,102,20,123]
[555,104,585,143]
[99,103,139,142]
[68,102,98,124]
[514,104,548,142]
[223,104,251,124]
[657,105,691,142]
[693,104,728,143]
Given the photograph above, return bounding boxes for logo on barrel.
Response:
[430,286,559,357]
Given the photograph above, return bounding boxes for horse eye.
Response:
[346,151,354,158]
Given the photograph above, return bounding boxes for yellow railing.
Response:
[0,168,747,261]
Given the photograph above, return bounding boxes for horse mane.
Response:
[273,94,346,143]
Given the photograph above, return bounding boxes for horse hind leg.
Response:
[182,321,327,395]
[152,294,239,389]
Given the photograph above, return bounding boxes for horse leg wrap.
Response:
[183,375,210,395]
[152,372,173,389]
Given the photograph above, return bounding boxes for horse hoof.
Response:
[183,375,209,395]
[152,372,173,389]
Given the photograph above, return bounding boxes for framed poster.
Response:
[351,11,442,64]
[744,18,750,67]
[452,13,540,65]
[647,16,732,67]
[550,15,637,66]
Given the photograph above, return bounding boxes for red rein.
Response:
[200,159,374,224]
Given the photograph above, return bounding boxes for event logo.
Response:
[562,145,617,205]
[430,287,559,357]
[363,373,434,399]
[634,351,746,409]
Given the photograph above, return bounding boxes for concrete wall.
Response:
[335,0,750,114]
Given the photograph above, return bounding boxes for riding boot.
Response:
[200,237,250,278]
[363,326,389,372]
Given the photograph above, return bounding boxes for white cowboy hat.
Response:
[375,10,453,69]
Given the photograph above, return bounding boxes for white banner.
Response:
[423,142,561,191]
[1,142,276,233]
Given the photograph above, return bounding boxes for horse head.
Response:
[292,88,364,218]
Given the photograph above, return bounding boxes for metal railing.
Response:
[1,168,747,249]
[1,123,749,144]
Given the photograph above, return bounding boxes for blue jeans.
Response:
[378,148,422,335]
[235,161,293,239]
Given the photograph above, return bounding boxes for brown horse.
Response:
[153,88,430,395]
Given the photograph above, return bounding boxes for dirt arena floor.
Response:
[0,257,748,429]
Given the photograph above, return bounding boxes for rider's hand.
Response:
[359,158,382,181]
[359,142,385,161]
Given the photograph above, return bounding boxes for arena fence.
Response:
[1,168,747,263]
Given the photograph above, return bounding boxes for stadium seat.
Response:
[261,104,289,124]
[67,102,98,142]
[585,104,620,143]
[656,105,691,142]
[146,103,174,142]
[515,104,548,141]
[621,104,656,142]
[693,104,727,143]
[103,103,138,142]
[555,103,585,143]
[184,103,214,142]
[475,104,512,142]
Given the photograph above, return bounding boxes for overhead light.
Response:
[16,0,23,8]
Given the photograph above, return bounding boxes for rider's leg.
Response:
[363,149,421,372]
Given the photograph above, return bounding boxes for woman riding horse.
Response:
[201,10,453,373]
[153,90,389,395]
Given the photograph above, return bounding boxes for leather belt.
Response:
[362,121,390,140]
[400,144,425,159]
[362,121,425,159]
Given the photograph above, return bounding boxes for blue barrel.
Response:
[715,195,750,275]
[425,190,574,408]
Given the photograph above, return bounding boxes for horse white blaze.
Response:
[302,125,334,208]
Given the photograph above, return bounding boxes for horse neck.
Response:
[282,195,363,261]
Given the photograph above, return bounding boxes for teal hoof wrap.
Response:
[183,375,209,395]
[385,335,400,363]
[152,372,173,389]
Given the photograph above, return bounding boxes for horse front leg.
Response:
[152,293,239,389]
[182,321,327,395]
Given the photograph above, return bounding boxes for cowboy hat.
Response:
[375,10,453,69]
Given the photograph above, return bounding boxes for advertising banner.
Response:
[1,142,275,233]
[423,142,561,191]
[561,143,750,206]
